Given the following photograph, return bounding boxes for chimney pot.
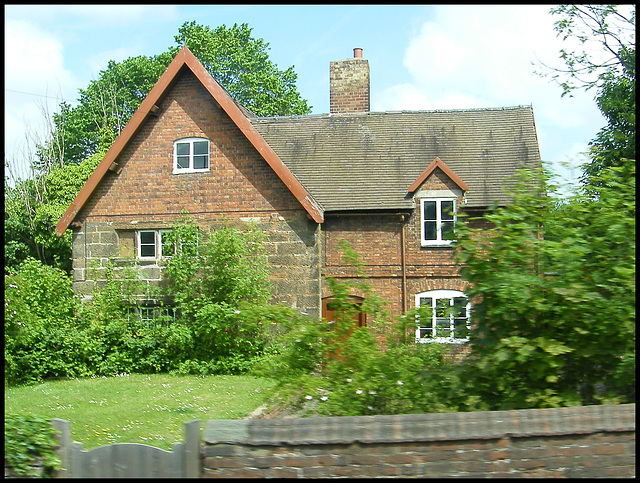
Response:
[354,48,363,58]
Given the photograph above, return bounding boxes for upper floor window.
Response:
[420,198,457,246]
[173,138,209,173]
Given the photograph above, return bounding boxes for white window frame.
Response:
[136,230,175,259]
[420,198,457,246]
[173,137,210,174]
[415,289,471,344]
[127,305,179,327]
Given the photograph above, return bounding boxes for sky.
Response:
[4,5,612,191]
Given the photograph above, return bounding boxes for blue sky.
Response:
[5,5,611,190]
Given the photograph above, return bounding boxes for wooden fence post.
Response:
[51,419,71,478]
[184,420,201,478]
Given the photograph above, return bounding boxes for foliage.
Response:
[259,240,464,417]
[77,261,195,376]
[585,51,635,185]
[541,5,635,184]
[454,161,635,409]
[164,216,281,374]
[545,5,635,96]
[4,150,103,273]
[4,258,86,386]
[4,413,61,478]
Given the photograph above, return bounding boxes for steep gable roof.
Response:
[56,46,324,236]
[408,157,469,194]
[249,106,541,211]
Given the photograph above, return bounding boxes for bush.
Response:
[261,241,465,417]
[4,258,89,386]
[4,413,61,478]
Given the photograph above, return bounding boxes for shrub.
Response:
[262,241,464,417]
[4,413,61,478]
[4,258,89,386]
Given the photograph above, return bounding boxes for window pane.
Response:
[176,143,190,156]
[140,231,156,257]
[177,156,190,169]
[435,298,451,317]
[441,200,454,220]
[436,318,451,337]
[441,221,455,240]
[424,221,437,240]
[161,232,175,257]
[452,297,467,317]
[454,319,470,339]
[423,201,436,220]
[193,155,208,169]
[193,141,209,155]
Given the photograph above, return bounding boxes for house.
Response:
[56,46,542,345]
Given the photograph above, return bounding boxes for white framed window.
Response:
[137,230,198,259]
[173,137,210,173]
[137,230,176,259]
[420,198,457,246]
[415,290,471,343]
[127,305,179,327]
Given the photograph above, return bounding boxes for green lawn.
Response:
[5,374,276,450]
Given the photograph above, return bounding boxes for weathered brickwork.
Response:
[322,167,485,319]
[71,70,321,317]
[201,404,636,478]
[330,57,370,114]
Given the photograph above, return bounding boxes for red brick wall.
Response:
[321,167,484,318]
[201,404,636,478]
[71,70,321,316]
[78,70,304,223]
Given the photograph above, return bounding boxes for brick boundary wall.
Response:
[202,404,635,478]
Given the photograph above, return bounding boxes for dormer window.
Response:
[420,198,457,246]
[173,138,209,173]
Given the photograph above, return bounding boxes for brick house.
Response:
[56,46,542,344]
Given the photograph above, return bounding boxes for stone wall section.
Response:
[70,69,321,318]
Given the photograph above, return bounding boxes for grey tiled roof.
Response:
[249,106,542,211]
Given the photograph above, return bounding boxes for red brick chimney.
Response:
[330,48,370,114]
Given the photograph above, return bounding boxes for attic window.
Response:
[173,138,210,173]
[420,198,457,246]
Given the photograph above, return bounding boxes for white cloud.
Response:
[375,5,606,185]
[4,20,78,176]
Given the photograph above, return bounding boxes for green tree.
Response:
[4,150,104,273]
[173,22,311,117]
[5,21,312,273]
[454,160,635,409]
[541,5,635,184]
[44,21,310,167]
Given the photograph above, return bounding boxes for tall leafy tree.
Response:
[541,5,635,184]
[456,5,636,408]
[455,160,635,409]
[5,21,311,272]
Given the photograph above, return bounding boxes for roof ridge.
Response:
[251,105,533,122]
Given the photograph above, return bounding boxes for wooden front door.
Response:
[322,296,365,327]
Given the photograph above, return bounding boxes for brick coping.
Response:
[204,404,635,446]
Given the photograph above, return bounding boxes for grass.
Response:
[4,373,277,450]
